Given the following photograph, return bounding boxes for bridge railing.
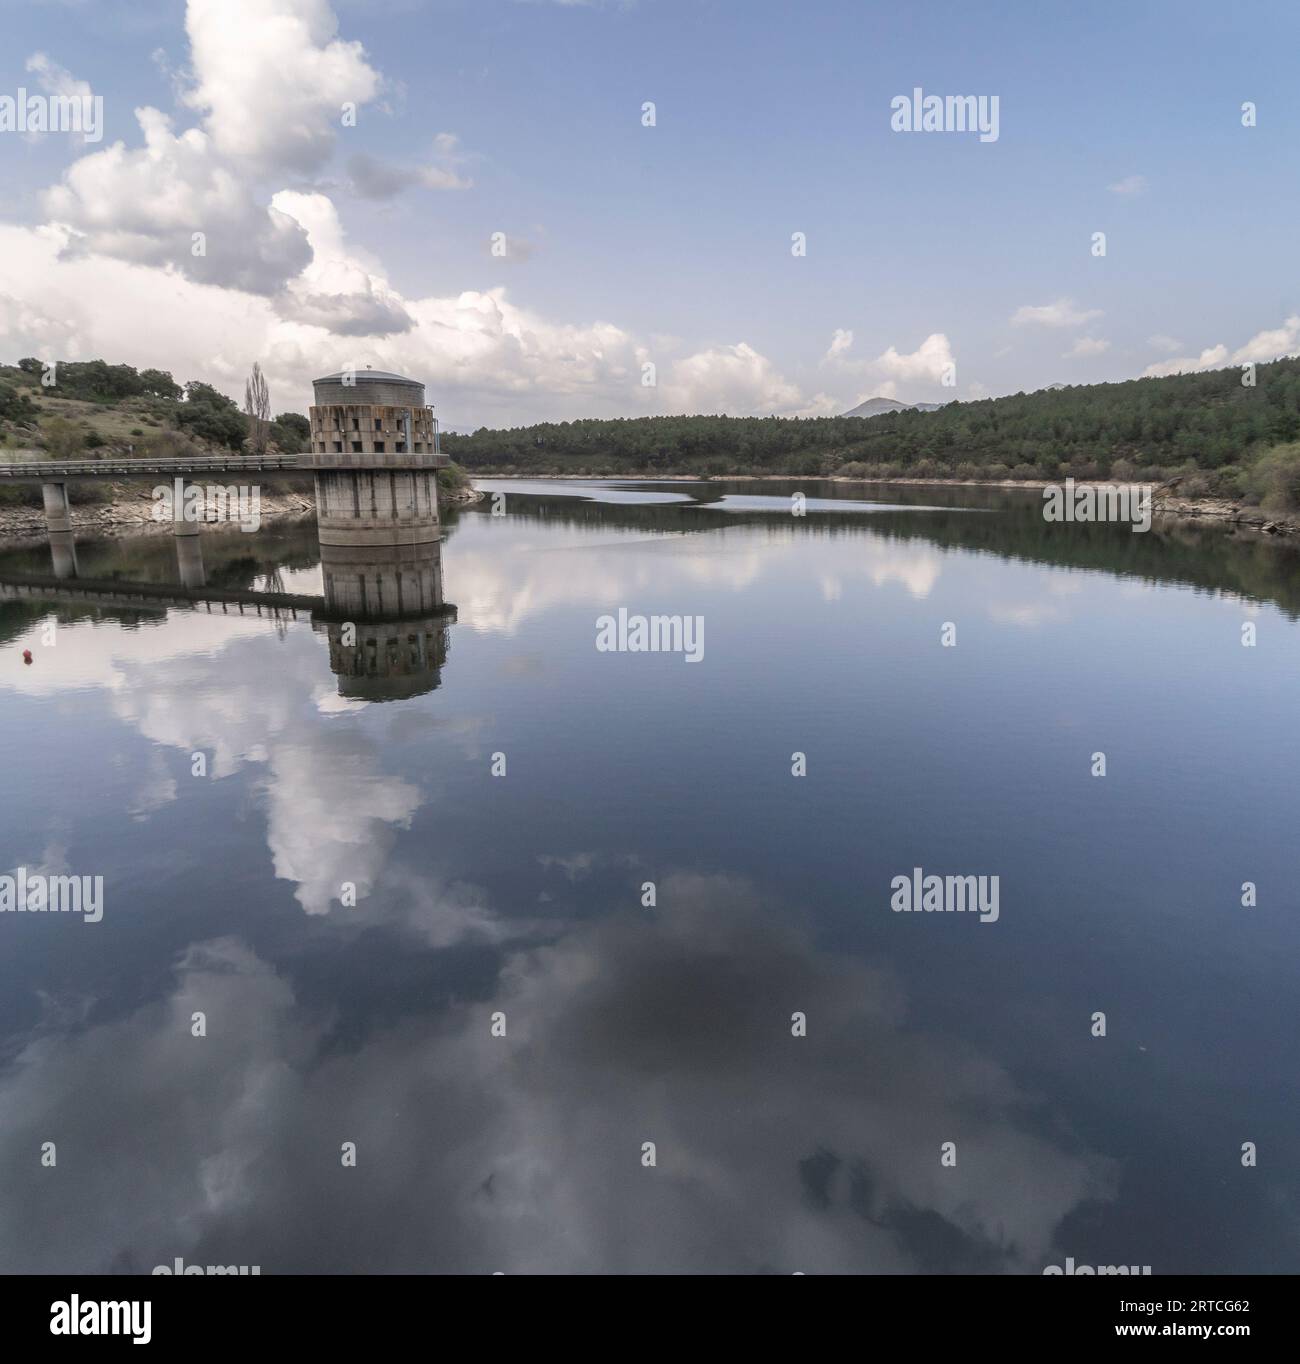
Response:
[0,454,312,479]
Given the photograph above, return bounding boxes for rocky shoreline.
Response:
[819,476,1300,535]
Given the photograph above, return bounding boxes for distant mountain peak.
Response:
[841,396,944,418]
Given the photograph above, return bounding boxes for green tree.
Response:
[270,411,310,453]
[0,381,37,423]
[1244,442,1300,512]
[177,382,247,450]
[139,368,181,400]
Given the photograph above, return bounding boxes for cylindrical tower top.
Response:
[312,368,426,408]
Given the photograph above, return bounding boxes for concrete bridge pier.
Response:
[172,483,201,539]
[41,482,72,535]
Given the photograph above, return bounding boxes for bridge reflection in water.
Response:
[0,531,457,703]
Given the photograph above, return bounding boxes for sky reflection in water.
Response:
[0,480,1297,1273]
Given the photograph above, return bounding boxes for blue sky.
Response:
[1,0,1298,424]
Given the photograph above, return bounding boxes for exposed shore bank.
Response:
[465,472,1300,537]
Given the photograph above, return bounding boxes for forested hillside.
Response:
[444,358,1300,509]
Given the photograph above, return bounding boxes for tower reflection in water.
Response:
[315,540,456,702]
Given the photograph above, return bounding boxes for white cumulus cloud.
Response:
[41,108,313,294]
[1063,336,1110,359]
[822,329,957,405]
[662,342,804,416]
[181,0,381,176]
[1141,317,1300,378]
[1011,298,1103,328]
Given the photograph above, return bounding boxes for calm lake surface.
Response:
[1,477,1298,1274]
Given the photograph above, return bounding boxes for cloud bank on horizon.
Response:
[1,0,1298,426]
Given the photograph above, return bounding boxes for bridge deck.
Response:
[1,452,451,483]
[0,454,311,483]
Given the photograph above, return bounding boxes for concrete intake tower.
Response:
[308,367,448,548]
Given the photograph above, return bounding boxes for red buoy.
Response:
[22,650,32,665]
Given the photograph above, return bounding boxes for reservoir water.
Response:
[1,478,1297,1274]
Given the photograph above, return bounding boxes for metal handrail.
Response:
[0,454,310,478]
